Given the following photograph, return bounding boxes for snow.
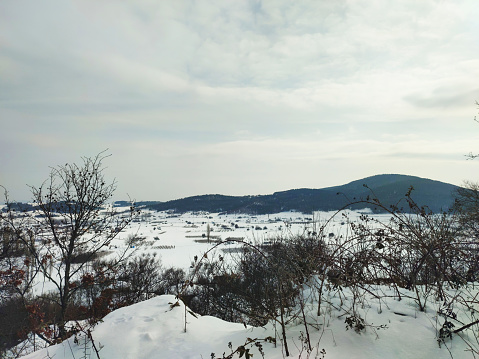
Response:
[102,209,384,270]
[21,289,477,359]
[9,209,479,358]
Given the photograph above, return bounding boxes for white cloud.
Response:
[1,0,478,201]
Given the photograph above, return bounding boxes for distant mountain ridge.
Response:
[141,174,460,214]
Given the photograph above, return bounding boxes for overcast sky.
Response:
[1,0,478,202]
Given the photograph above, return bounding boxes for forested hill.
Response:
[141,174,459,214]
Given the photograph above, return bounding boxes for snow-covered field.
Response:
[11,209,479,358]
[23,208,359,296]
[103,208,383,269]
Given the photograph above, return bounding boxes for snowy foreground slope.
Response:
[23,291,475,359]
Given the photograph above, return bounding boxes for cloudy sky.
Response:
[1,0,478,202]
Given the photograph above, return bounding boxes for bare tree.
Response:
[1,152,138,340]
[455,181,479,243]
